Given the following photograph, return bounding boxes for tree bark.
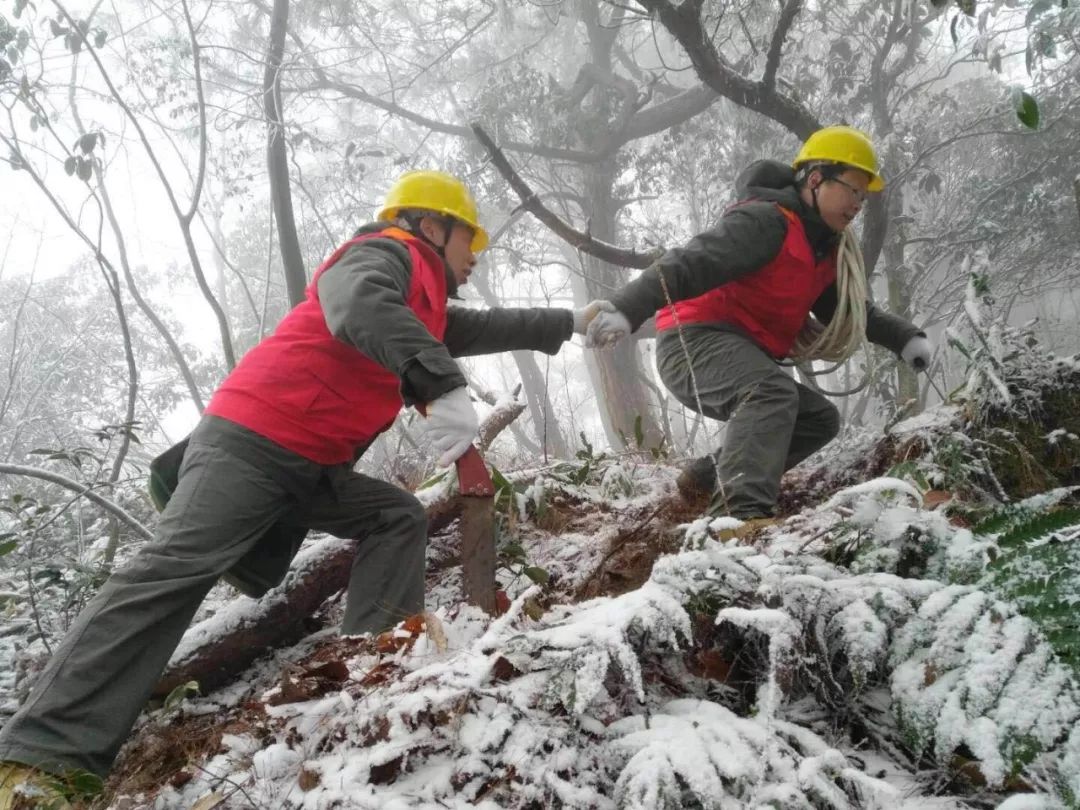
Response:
[468,267,570,458]
[577,162,665,450]
[263,0,306,307]
[1074,176,1080,230]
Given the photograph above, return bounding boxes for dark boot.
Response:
[675,454,718,502]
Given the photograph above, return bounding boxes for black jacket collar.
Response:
[735,160,840,260]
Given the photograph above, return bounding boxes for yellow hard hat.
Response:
[793,126,884,191]
[377,170,489,253]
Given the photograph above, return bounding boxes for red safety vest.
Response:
[206,227,448,464]
[655,206,837,358]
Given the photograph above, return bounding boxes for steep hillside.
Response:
[7,324,1080,810]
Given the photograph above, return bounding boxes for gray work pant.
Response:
[0,416,426,777]
[657,327,840,518]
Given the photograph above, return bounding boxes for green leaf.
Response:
[416,470,448,490]
[1013,88,1040,129]
[1025,0,1054,26]
[59,769,103,798]
[950,14,961,47]
[577,431,593,459]
[29,114,39,131]
[633,414,644,449]
[1036,31,1055,57]
[918,170,943,194]
[93,28,106,48]
[33,568,63,585]
[163,680,199,711]
[490,465,514,494]
[500,541,526,562]
[523,598,545,621]
[49,19,67,38]
[14,0,29,19]
[63,156,77,176]
[572,460,591,486]
[523,566,550,585]
[77,132,98,154]
[958,0,975,15]
[0,540,17,556]
[490,464,516,514]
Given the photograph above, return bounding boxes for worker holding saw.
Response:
[587,126,932,530]
[0,170,611,793]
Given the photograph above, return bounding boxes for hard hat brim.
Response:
[378,205,490,253]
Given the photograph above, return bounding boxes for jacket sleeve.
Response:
[609,201,789,331]
[317,239,467,405]
[443,306,573,357]
[811,284,924,356]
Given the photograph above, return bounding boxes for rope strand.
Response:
[790,226,867,364]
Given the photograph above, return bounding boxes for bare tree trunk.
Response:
[1074,176,1080,230]
[887,264,919,411]
[66,47,207,415]
[95,263,139,566]
[577,161,665,449]
[52,0,237,369]
[468,269,570,458]
[263,0,306,307]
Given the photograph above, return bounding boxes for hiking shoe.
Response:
[714,516,780,543]
[0,762,71,810]
[675,455,718,502]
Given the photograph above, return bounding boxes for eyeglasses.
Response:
[828,176,870,205]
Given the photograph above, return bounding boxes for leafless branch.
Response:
[0,464,154,541]
[635,0,819,137]
[762,0,802,91]
[470,123,658,269]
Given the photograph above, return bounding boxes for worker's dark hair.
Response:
[794,160,846,188]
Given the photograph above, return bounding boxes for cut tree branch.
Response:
[476,385,527,451]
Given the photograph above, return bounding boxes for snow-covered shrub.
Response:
[600,463,636,500]
[975,500,1080,675]
[890,584,1080,790]
[611,700,896,809]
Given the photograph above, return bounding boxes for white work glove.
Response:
[901,334,932,372]
[572,300,616,335]
[423,387,479,467]
[585,307,632,349]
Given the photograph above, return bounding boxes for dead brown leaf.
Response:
[298,767,321,792]
[923,490,953,509]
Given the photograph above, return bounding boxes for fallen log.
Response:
[155,393,527,697]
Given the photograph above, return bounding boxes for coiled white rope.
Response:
[790,226,867,364]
